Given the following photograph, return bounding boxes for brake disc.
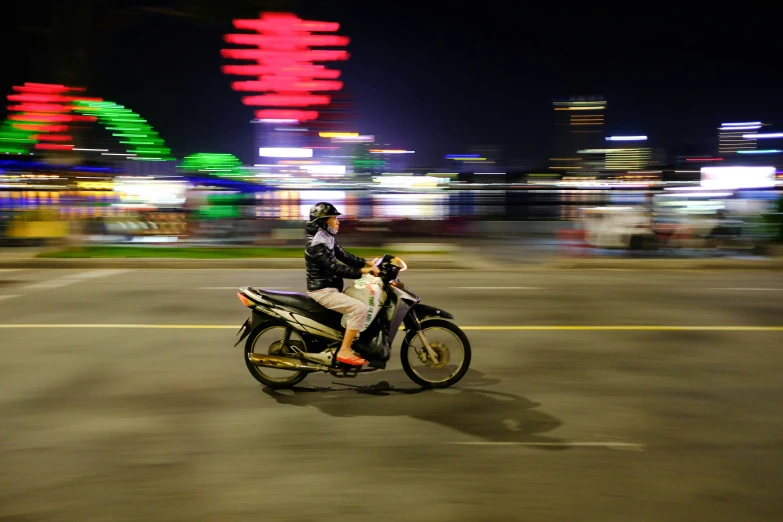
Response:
[420,341,450,370]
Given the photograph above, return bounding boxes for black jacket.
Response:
[305,222,366,292]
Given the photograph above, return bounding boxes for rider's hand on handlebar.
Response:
[366,258,380,267]
[361,266,380,276]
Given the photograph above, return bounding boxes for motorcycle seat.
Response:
[253,288,332,314]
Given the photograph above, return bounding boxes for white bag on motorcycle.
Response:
[342,273,384,332]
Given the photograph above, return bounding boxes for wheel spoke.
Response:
[245,324,307,388]
[401,320,471,388]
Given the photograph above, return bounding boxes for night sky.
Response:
[3,4,781,166]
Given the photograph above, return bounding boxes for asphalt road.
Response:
[1,268,782,521]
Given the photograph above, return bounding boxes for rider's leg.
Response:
[307,288,369,365]
[339,328,361,358]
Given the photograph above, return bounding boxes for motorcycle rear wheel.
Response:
[400,319,471,389]
[244,323,308,389]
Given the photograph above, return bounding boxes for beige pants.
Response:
[308,288,369,331]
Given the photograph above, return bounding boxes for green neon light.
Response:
[179,153,243,177]
[0,119,35,154]
[72,99,174,161]
[108,118,148,123]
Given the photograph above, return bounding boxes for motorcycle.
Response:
[233,254,472,389]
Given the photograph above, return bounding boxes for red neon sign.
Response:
[224,34,349,48]
[8,103,74,113]
[241,94,332,107]
[222,64,341,79]
[34,143,75,150]
[222,12,349,123]
[221,49,349,62]
[9,114,75,122]
[7,83,102,151]
[254,109,320,121]
[231,80,343,92]
[7,94,103,104]
[12,83,71,93]
[9,94,72,103]
[232,14,340,33]
[33,134,73,142]
[13,124,69,132]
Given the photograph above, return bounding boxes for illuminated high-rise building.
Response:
[253,119,306,163]
[316,132,375,174]
[551,96,606,172]
[309,91,356,135]
[600,135,651,171]
[603,147,652,171]
[718,121,762,155]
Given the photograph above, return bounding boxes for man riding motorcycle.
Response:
[305,202,380,367]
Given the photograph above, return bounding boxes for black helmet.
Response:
[308,202,342,224]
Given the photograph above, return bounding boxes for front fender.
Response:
[414,303,454,321]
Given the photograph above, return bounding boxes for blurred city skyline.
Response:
[2,3,782,166]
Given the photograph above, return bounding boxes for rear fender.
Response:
[234,310,279,347]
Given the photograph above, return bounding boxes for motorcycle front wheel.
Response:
[400,319,472,389]
[244,323,308,389]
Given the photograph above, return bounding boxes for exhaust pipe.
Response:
[247,353,327,372]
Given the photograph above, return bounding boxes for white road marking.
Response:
[708,288,782,291]
[0,269,21,272]
[157,268,303,271]
[447,441,645,451]
[22,269,130,291]
[451,286,545,290]
[197,286,293,290]
[0,295,20,302]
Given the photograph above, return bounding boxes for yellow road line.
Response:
[0,324,782,331]
[0,324,237,329]
[0,324,295,328]
[461,326,783,331]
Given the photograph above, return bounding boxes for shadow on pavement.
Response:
[261,369,566,448]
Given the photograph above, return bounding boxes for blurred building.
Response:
[307,91,357,135]
[373,147,415,171]
[602,138,663,171]
[550,96,606,172]
[718,121,762,156]
[123,159,178,176]
[351,139,386,173]
[469,145,502,167]
[603,147,652,171]
[253,119,307,162]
